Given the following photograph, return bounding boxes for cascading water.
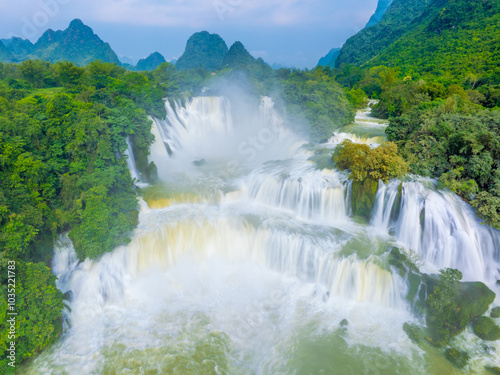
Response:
[22,99,500,374]
[124,136,148,188]
[371,179,500,283]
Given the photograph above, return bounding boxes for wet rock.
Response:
[403,322,425,343]
[351,178,379,219]
[193,158,206,166]
[445,348,469,369]
[486,366,500,374]
[472,316,500,341]
[490,307,500,319]
[322,291,330,302]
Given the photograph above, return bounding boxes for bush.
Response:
[473,316,500,341]
[0,261,64,372]
[333,140,408,183]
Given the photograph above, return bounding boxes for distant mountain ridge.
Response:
[136,52,166,71]
[0,40,14,62]
[1,21,272,73]
[176,31,272,72]
[0,19,120,65]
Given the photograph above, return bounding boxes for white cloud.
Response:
[83,0,216,27]
[0,0,377,29]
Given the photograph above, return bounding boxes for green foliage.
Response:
[55,61,84,87]
[0,60,170,262]
[472,316,500,341]
[383,94,500,228]
[333,140,407,218]
[281,68,355,142]
[70,184,138,260]
[344,88,368,109]
[18,60,49,88]
[366,0,500,85]
[438,167,479,201]
[0,261,64,372]
[372,82,431,118]
[472,190,500,229]
[333,140,408,183]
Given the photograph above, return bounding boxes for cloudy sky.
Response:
[0,0,379,68]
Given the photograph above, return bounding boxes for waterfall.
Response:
[371,179,500,282]
[26,98,499,375]
[124,136,148,187]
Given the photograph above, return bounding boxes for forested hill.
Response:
[368,0,500,82]
[175,31,228,71]
[335,0,433,68]
[336,0,500,83]
[1,19,120,66]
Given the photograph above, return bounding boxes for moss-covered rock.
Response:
[390,182,403,221]
[387,248,422,305]
[472,316,500,341]
[445,348,469,369]
[486,366,500,374]
[425,328,450,347]
[145,161,158,182]
[455,283,496,334]
[490,307,500,319]
[351,178,379,219]
[403,322,426,343]
[422,271,495,346]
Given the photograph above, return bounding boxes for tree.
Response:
[56,61,84,87]
[333,140,408,183]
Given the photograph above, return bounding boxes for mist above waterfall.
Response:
[149,79,304,182]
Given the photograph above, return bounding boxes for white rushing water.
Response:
[22,98,500,374]
[371,180,500,283]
